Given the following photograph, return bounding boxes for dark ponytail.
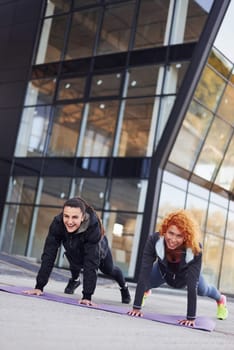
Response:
[64,197,105,237]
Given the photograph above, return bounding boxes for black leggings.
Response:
[99,248,126,289]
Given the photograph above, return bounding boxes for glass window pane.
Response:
[65,9,99,60]
[81,101,119,156]
[31,206,60,259]
[208,48,233,80]
[202,234,223,286]
[108,211,139,275]
[184,1,209,43]
[127,65,160,97]
[163,170,187,190]
[90,72,122,97]
[9,177,38,204]
[219,240,234,293]
[45,0,72,15]
[73,0,98,7]
[226,202,234,240]
[215,137,234,191]
[134,0,169,50]
[0,204,33,255]
[24,79,56,106]
[206,203,227,237]
[185,194,208,237]
[73,178,107,209]
[118,97,154,157]
[40,177,71,206]
[109,178,147,212]
[36,15,68,64]
[163,63,189,94]
[188,181,210,200]
[57,76,86,100]
[169,100,213,170]
[194,66,226,112]
[47,104,83,156]
[15,106,51,157]
[194,118,232,181]
[96,2,135,55]
[217,83,234,126]
[157,182,186,218]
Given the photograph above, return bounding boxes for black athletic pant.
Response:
[69,247,126,289]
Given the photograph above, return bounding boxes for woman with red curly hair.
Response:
[128,209,228,326]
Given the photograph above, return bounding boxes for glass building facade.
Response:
[0,0,233,294]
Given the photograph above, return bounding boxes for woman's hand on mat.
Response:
[79,299,96,306]
[178,319,195,327]
[23,289,43,296]
[127,308,143,317]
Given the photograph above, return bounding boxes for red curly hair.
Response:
[158,209,202,255]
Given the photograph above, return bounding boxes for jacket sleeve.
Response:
[82,221,101,300]
[35,217,62,291]
[186,252,202,320]
[133,233,157,309]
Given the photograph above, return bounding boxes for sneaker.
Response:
[120,284,131,304]
[217,294,228,320]
[141,289,152,307]
[64,278,81,294]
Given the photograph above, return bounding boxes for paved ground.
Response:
[0,252,233,350]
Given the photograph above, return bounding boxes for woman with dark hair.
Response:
[127,209,228,326]
[24,197,131,305]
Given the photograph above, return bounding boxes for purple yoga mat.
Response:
[0,284,215,331]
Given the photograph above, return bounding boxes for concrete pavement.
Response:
[0,252,233,350]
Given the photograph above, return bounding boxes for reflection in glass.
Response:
[109,178,146,212]
[206,202,227,237]
[0,204,33,255]
[96,2,135,55]
[217,83,234,126]
[163,63,189,94]
[47,103,83,156]
[185,194,208,239]
[169,100,212,170]
[8,177,38,204]
[157,182,187,218]
[226,204,234,239]
[40,177,72,206]
[194,118,232,181]
[81,101,119,156]
[117,97,154,157]
[134,0,169,49]
[219,240,234,293]
[24,79,56,106]
[65,8,99,60]
[194,65,226,112]
[36,15,68,64]
[183,1,209,43]
[15,106,51,157]
[90,72,122,97]
[45,0,71,15]
[57,76,86,100]
[108,211,138,275]
[215,137,234,191]
[208,48,233,79]
[127,66,160,97]
[187,181,209,199]
[202,234,223,285]
[72,177,106,209]
[73,0,98,7]
[31,206,61,259]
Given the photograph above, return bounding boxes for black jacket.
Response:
[133,232,202,320]
[35,207,102,300]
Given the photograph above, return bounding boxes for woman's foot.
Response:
[217,294,228,320]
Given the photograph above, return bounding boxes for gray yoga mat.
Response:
[0,284,215,331]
